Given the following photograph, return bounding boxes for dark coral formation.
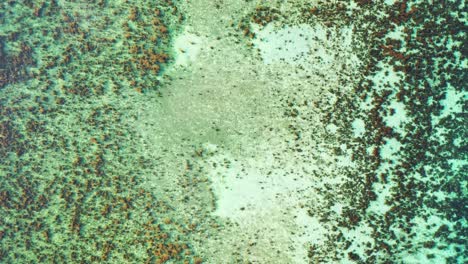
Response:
[239,0,465,263]
[306,1,466,263]
[0,40,35,88]
[1,0,465,263]
[0,1,201,263]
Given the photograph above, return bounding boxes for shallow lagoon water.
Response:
[0,0,466,263]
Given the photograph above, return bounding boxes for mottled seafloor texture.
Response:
[0,0,466,264]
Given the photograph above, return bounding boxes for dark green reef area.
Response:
[0,0,200,263]
[0,0,466,263]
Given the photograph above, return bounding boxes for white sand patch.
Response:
[208,152,282,219]
[343,223,375,256]
[386,25,406,48]
[367,182,392,215]
[208,145,315,219]
[337,144,357,168]
[251,22,359,72]
[136,1,366,262]
[173,28,204,66]
[359,95,374,111]
[380,138,402,160]
[252,23,321,65]
[205,142,335,263]
[337,154,356,168]
[293,212,329,262]
[440,87,465,118]
[326,123,338,134]
[384,0,398,5]
[448,159,468,171]
[384,100,408,129]
[399,215,460,263]
[352,118,366,137]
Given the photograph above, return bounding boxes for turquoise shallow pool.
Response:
[0,1,466,263]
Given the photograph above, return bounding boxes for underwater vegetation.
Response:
[0,0,466,263]
[295,1,467,262]
[0,0,202,263]
[233,1,466,262]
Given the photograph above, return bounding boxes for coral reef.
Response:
[0,0,200,263]
[230,0,466,262]
[0,0,465,263]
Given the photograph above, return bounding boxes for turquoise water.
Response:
[0,1,466,263]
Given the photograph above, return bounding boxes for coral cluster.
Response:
[299,1,466,262]
[0,0,202,263]
[0,0,465,263]
[234,0,466,262]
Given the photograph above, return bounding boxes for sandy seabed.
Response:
[0,0,466,263]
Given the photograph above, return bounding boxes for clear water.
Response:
[0,1,466,263]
